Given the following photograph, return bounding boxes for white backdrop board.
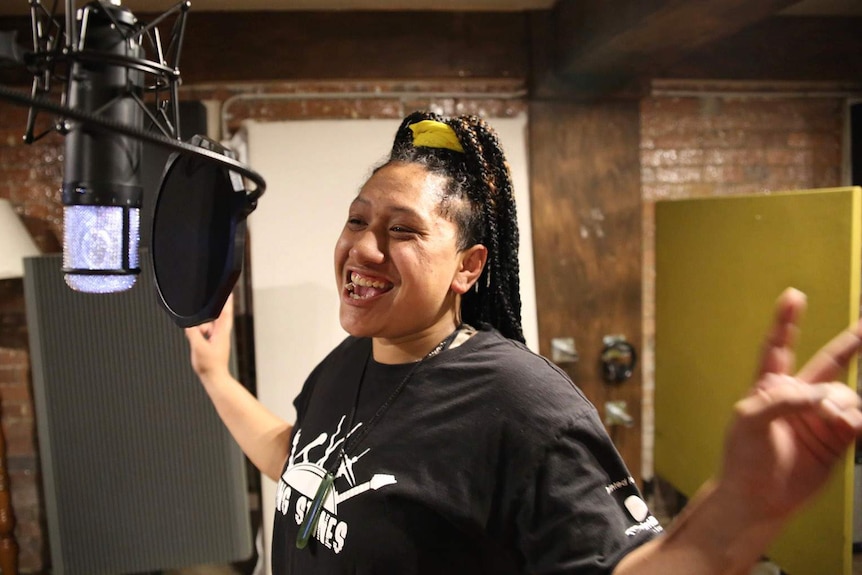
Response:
[242,116,535,571]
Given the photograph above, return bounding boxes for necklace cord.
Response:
[296,324,465,550]
[337,324,465,466]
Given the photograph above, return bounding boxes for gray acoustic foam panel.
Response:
[23,251,252,574]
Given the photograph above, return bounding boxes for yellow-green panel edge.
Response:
[654,187,861,575]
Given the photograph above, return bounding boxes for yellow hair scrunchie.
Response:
[408,120,465,153]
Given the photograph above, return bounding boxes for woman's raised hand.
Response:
[718,287,862,520]
[184,294,235,385]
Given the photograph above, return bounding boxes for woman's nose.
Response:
[349,229,385,264]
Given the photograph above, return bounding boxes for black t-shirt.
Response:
[271,326,662,574]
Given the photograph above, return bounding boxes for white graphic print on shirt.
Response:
[606,475,663,537]
[275,415,397,554]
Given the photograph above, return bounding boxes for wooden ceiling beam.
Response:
[0,11,530,86]
[553,0,800,78]
[658,15,862,82]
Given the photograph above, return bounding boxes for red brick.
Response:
[642,149,674,167]
[1,401,31,420]
[765,148,814,166]
[0,383,31,403]
[704,165,747,184]
[0,143,62,169]
[0,168,32,191]
[655,166,701,184]
[0,105,33,130]
[641,166,656,183]
[786,132,814,148]
[8,507,35,533]
[19,540,44,572]
[651,132,703,150]
[812,165,842,188]
[5,437,35,460]
[704,148,766,166]
[0,298,25,317]
[0,367,27,385]
[0,348,26,364]
[3,419,35,442]
[9,481,38,510]
[642,184,676,201]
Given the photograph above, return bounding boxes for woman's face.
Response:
[334,162,471,346]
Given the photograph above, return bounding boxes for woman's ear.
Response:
[452,245,488,295]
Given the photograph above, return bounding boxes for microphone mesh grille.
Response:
[63,205,140,293]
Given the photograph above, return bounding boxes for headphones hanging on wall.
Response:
[600,335,637,384]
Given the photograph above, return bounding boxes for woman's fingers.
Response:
[788,403,858,466]
[756,288,806,379]
[183,294,235,380]
[752,288,862,457]
[796,317,862,384]
[814,396,862,445]
[739,374,862,462]
[742,375,859,431]
[185,321,213,345]
[209,294,234,337]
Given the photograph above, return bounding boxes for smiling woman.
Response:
[186,112,665,573]
[334,162,483,358]
[184,111,862,575]
[236,115,537,565]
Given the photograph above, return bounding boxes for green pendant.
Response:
[296,471,335,549]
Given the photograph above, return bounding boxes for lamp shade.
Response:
[0,198,40,279]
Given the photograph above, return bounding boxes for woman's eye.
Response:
[346,217,365,229]
[390,226,416,235]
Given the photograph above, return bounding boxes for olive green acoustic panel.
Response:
[23,251,252,574]
[655,187,861,575]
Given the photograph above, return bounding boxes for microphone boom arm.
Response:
[0,82,266,210]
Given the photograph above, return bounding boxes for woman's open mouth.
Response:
[344,271,394,300]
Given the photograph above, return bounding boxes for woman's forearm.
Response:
[613,479,784,575]
[200,369,293,482]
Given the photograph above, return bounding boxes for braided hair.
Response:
[382,111,524,343]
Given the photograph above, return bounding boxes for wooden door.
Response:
[654,187,861,575]
[529,100,644,483]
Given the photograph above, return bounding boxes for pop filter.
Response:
[152,135,255,327]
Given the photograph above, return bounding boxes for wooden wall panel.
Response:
[529,100,643,481]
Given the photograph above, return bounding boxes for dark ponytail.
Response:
[386,111,524,343]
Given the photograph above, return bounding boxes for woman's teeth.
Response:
[346,272,392,299]
[351,272,389,289]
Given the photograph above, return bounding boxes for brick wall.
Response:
[0,103,64,253]
[0,92,65,572]
[0,275,42,573]
[0,344,41,572]
[639,91,846,479]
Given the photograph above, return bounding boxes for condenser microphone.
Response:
[1,0,267,324]
[62,1,144,293]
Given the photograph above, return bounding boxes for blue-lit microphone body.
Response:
[62,2,143,293]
